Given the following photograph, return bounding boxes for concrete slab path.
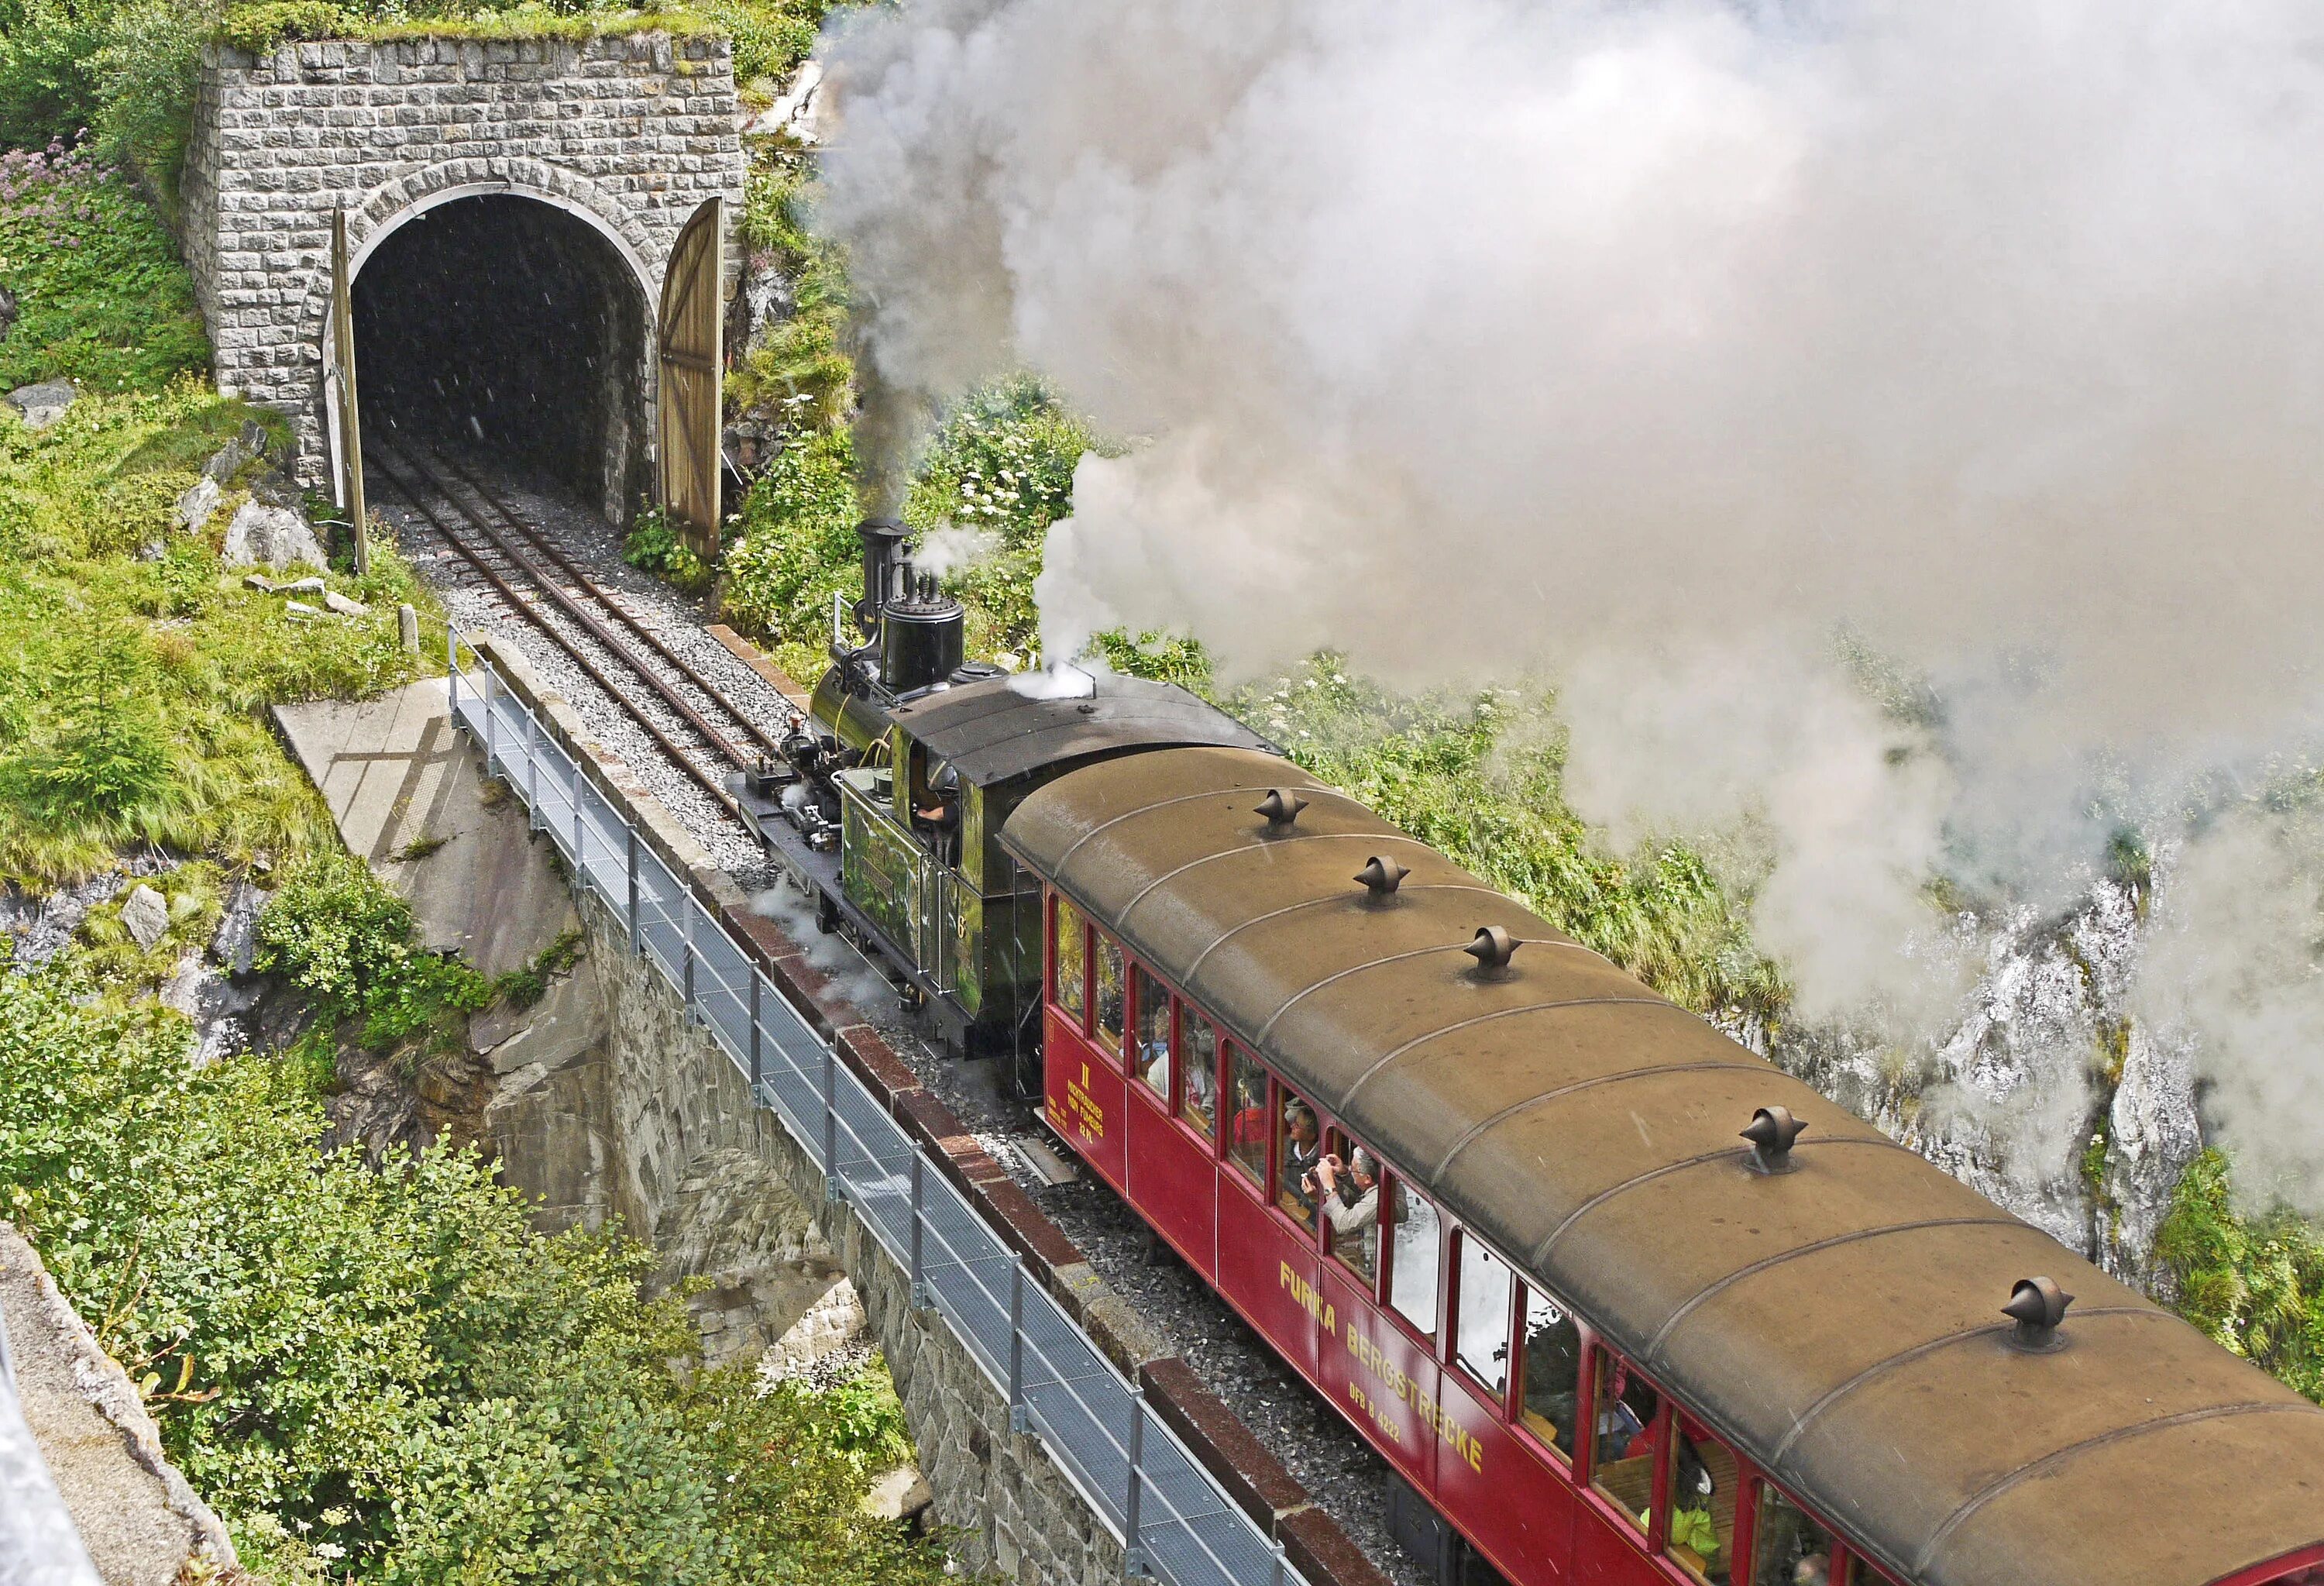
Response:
[273,677,574,979]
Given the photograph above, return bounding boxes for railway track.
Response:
[368,442,797,819]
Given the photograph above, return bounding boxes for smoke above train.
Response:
[814,0,2324,1209]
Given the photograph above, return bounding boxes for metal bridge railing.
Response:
[449,630,1308,1586]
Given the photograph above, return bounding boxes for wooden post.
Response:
[331,209,370,578]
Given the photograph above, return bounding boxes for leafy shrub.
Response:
[720,426,860,676]
[622,501,711,593]
[899,374,1095,662]
[0,0,113,155]
[2157,1148,2324,1403]
[9,616,174,821]
[256,843,492,1051]
[0,968,951,1583]
[0,139,209,391]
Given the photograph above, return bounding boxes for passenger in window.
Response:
[1178,1026,1217,1134]
[1094,935,1126,1050]
[1053,899,1085,1024]
[1590,1354,1661,1533]
[1518,1286,1582,1459]
[1666,1417,1738,1584]
[1386,1180,1440,1337]
[1315,1147,1380,1281]
[1278,1099,1323,1224]
[1751,1484,1841,1586]
[1225,1051,1267,1180]
[1133,966,1171,1095]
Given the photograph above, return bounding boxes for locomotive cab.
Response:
[759,517,1278,1078]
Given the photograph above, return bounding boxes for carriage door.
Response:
[656,196,724,559]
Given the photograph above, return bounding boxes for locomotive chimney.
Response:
[854,517,907,640]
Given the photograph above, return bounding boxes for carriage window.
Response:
[1133,965,1171,1096]
[1664,1415,1738,1584]
[1591,1350,1662,1534]
[1093,934,1126,1051]
[1752,1485,1844,1586]
[1385,1177,1440,1337]
[1275,1090,1322,1228]
[1177,1014,1218,1138]
[1319,1131,1380,1285]
[1052,897,1085,1026]
[1225,1048,1267,1182]
[1517,1283,1582,1464]
[1454,1238,1513,1396]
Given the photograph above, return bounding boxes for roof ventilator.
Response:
[1257,789,1308,831]
[2001,1275,2075,1353]
[1355,856,1410,901]
[1741,1105,1808,1175]
[1463,924,1519,975]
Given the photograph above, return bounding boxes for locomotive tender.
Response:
[751,522,2324,1586]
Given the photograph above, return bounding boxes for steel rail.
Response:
[370,452,743,815]
[376,447,752,769]
[418,446,796,758]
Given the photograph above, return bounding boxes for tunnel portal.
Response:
[353,194,651,523]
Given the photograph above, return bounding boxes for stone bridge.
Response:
[178,31,746,521]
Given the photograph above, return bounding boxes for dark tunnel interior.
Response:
[353,194,650,522]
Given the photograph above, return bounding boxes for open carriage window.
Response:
[1226,1048,1267,1183]
[1275,1089,1322,1228]
[1454,1237,1513,1397]
[1384,1176,1440,1337]
[1132,964,1171,1096]
[1318,1130,1381,1285]
[1590,1350,1662,1535]
[1051,896,1085,1027]
[1517,1283,1581,1465]
[1664,1415,1739,1584]
[1177,1013,1219,1138]
[1093,933,1125,1051]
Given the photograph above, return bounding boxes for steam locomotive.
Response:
[734,516,1277,1077]
[739,522,2324,1586]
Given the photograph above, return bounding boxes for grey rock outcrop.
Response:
[6,380,73,431]
[221,500,325,569]
[118,886,169,952]
[174,476,222,535]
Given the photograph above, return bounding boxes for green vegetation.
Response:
[0,139,208,390]
[622,500,713,593]
[255,845,494,1056]
[0,968,940,1584]
[2158,1150,2324,1403]
[0,380,425,882]
[0,143,949,1580]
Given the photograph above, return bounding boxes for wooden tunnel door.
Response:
[656,196,724,558]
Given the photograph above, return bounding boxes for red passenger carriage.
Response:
[1002,747,2324,1586]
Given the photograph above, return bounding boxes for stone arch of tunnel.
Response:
[350,192,654,525]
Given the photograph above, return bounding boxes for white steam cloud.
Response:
[817,0,2324,1204]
